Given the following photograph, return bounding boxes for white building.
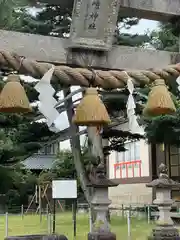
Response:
[108,123,153,207]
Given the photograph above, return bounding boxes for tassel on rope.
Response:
[73,87,111,126]
[143,79,176,116]
[0,74,31,113]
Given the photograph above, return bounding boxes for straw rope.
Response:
[0,51,180,89]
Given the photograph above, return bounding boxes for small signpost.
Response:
[52,180,77,238]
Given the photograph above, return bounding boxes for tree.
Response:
[3,3,149,47]
[0,0,36,30]
[149,23,179,52]
[0,1,152,206]
[139,21,180,146]
[38,148,97,200]
[0,76,56,163]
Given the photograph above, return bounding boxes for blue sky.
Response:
[122,19,159,34]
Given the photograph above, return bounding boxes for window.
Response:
[40,145,52,155]
[134,141,140,160]
[116,141,141,164]
[169,146,180,178]
[44,146,52,155]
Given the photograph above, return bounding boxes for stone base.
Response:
[4,235,46,240]
[88,232,116,240]
[148,225,180,240]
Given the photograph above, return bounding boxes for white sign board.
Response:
[52,180,77,199]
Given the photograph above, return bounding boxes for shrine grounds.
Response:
[0,212,155,240]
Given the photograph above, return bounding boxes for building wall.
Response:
[108,139,152,205]
[109,139,150,180]
[109,183,152,207]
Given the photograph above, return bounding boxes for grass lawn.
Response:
[0,212,154,240]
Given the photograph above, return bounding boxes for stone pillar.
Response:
[147,163,180,240]
[87,163,117,240]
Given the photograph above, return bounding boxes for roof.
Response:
[22,154,56,170]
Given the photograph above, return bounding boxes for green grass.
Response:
[0,213,153,240]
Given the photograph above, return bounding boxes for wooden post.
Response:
[39,185,42,222]
[122,204,124,218]
[21,205,24,219]
[35,185,38,204]
[5,212,8,238]
[63,88,90,203]
[46,204,49,220]
[127,210,131,240]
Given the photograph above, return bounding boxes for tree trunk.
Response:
[63,88,91,204]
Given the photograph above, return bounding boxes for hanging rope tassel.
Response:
[143,79,176,116]
[0,74,31,113]
[73,87,111,126]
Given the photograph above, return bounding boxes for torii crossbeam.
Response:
[1,1,180,239]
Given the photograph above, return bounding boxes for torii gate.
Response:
[1,1,180,239]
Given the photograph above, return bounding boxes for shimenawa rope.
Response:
[0,51,180,89]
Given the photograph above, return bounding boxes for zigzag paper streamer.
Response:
[124,72,144,136]
[35,66,60,129]
[176,76,180,92]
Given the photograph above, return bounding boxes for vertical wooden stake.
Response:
[21,204,24,219]
[39,185,42,223]
[89,207,93,232]
[5,212,8,238]
[148,204,150,224]
[52,199,56,234]
[127,210,131,240]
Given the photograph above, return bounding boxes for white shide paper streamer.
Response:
[35,69,84,133]
[125,72,144,136]
[176,76,180,92]
[34,66,67,132]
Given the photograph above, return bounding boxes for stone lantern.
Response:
[147,163,180,240]
[87,162,118,240]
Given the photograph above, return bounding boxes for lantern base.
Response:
[88,232,116,240]
[148,225,180,240]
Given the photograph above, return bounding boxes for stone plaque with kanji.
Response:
[69,0,119,51]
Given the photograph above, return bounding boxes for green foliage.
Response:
[5,189,21,212]
[1,3,148,48]
[115,33,150,46]
[37,148,97,198]
[0,76,54,211]
[0,0,32,29]
[149,22,179,52]
[141,92,180,145]
[143,109,180,146]
[100,89,145,153]
[4,167,37,212]
[1,0,176,209]
[103,128,143,153]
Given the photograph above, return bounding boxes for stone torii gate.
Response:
[2,1,180,240]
